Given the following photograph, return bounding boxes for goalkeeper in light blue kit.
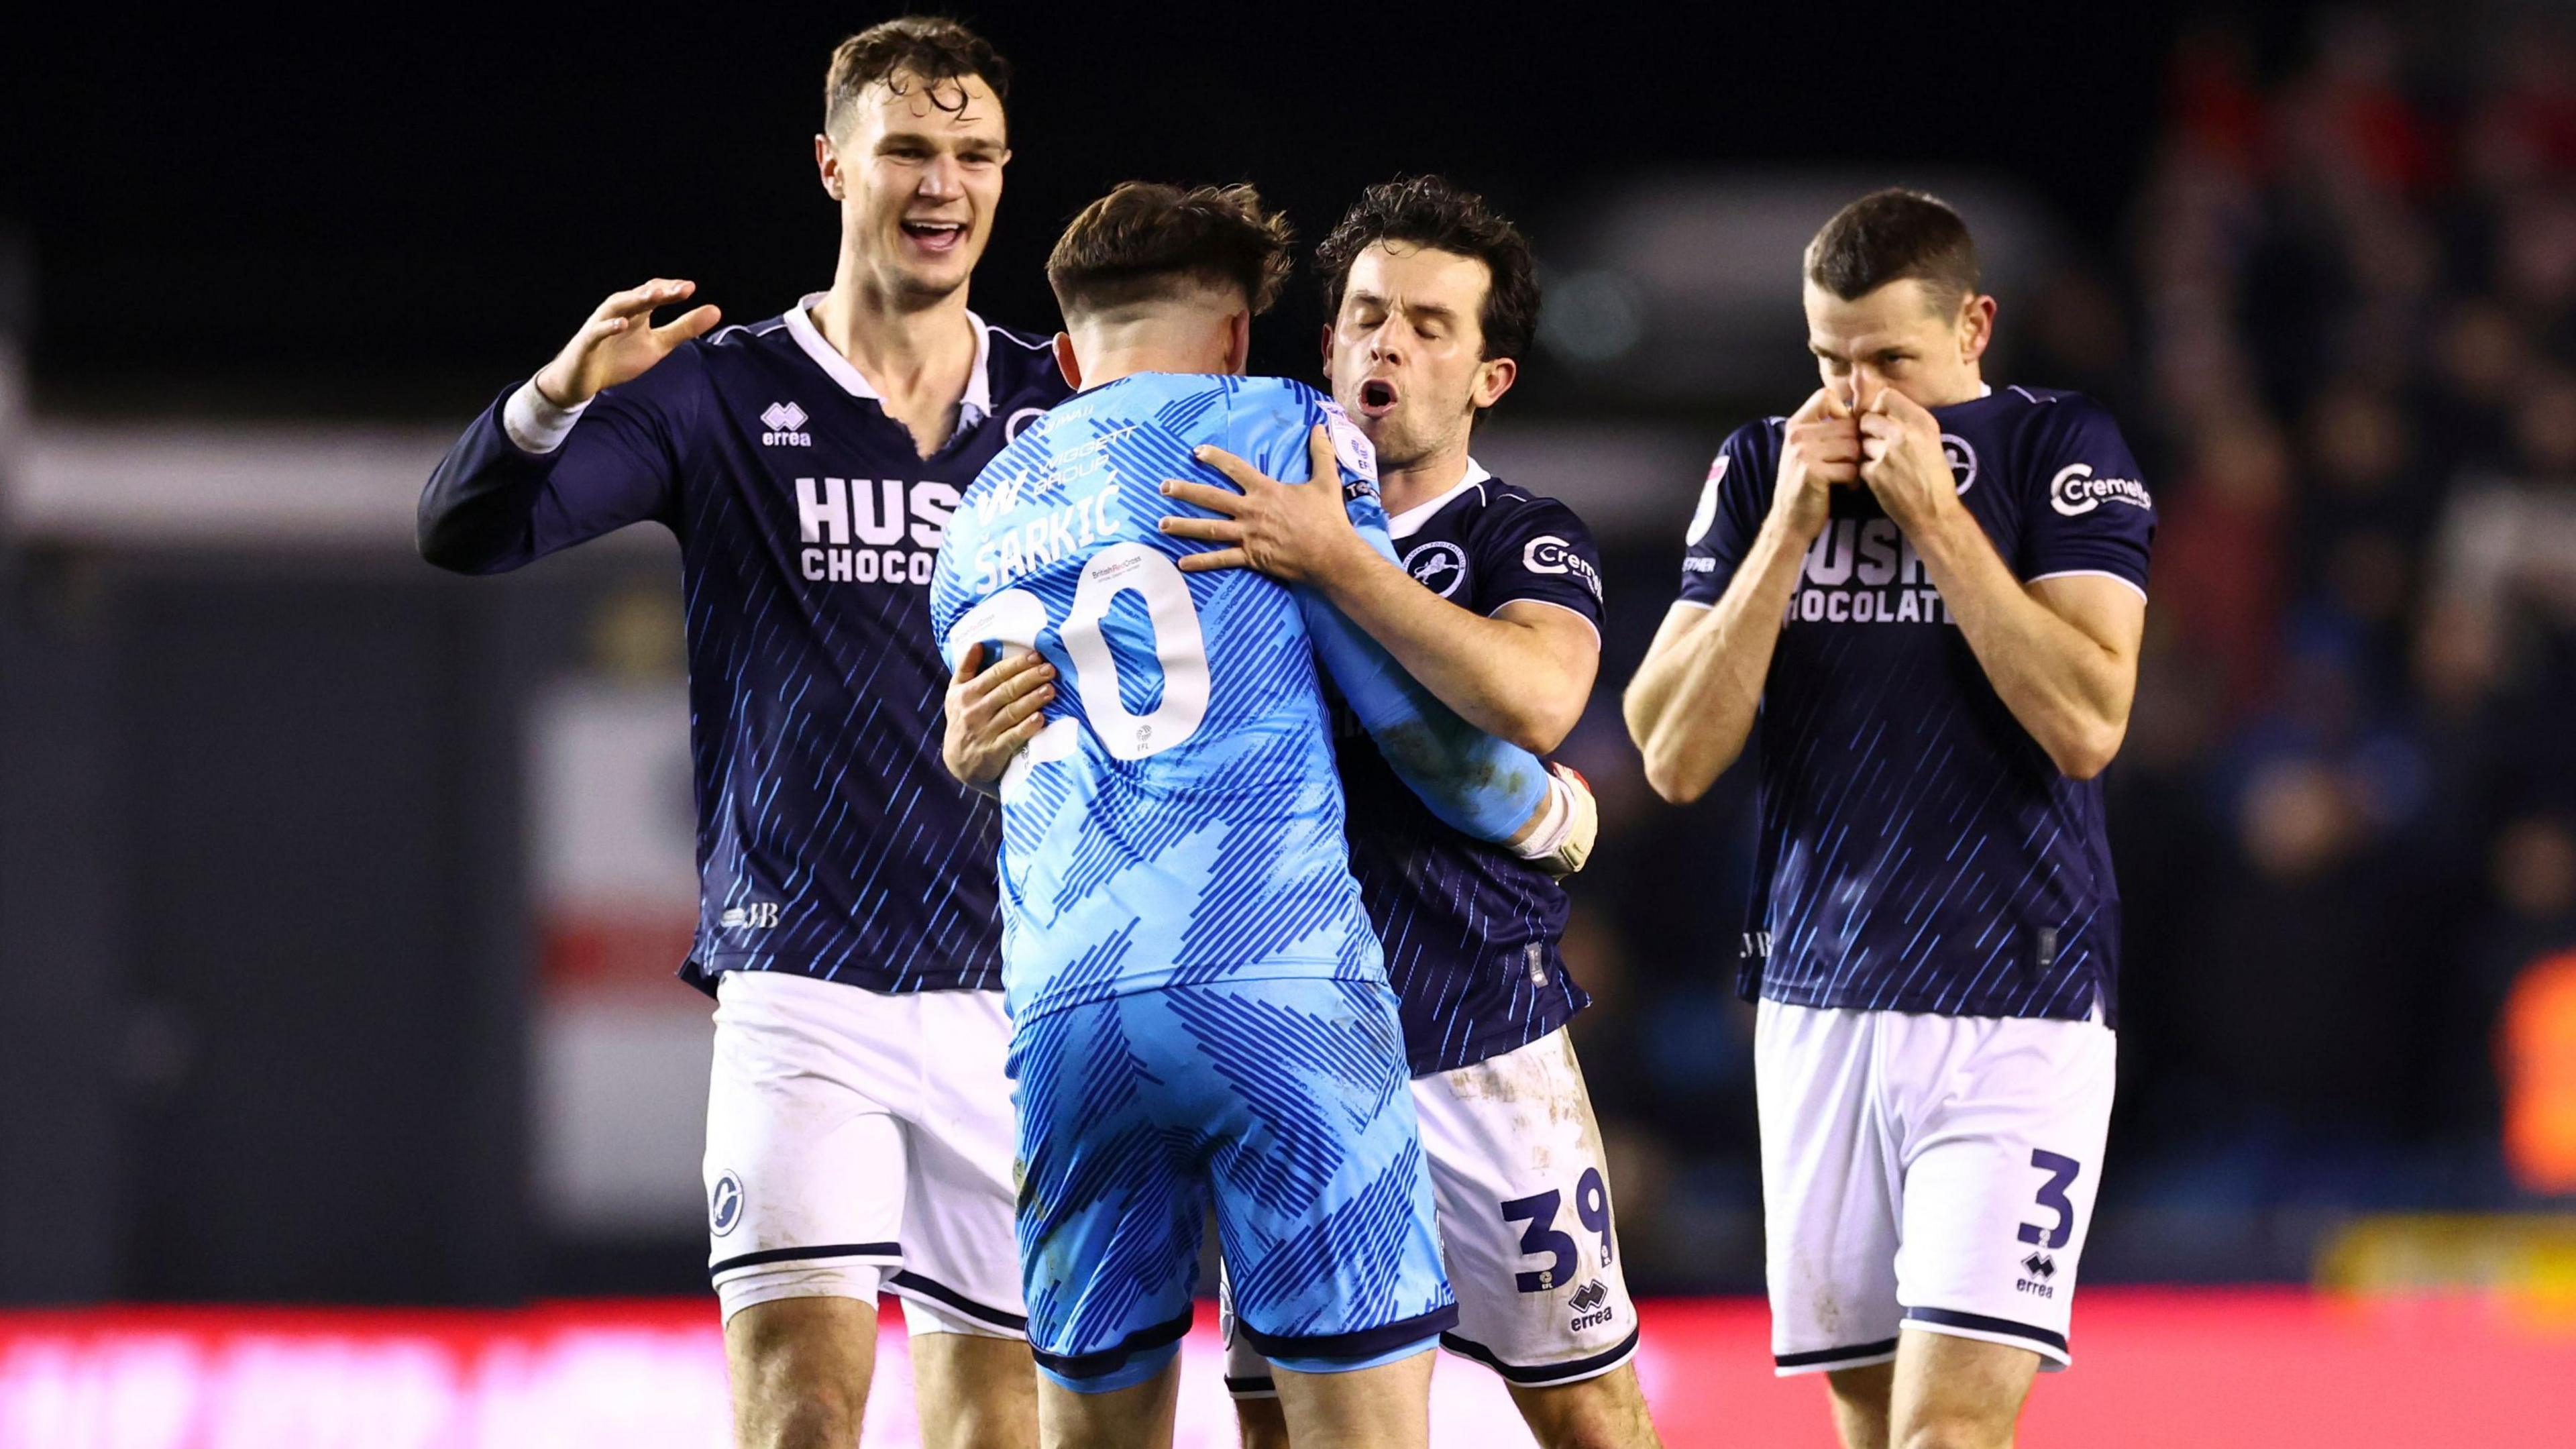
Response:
[928,182,1592,1449]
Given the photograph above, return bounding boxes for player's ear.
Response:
[1224,311,1252,376]
[815,134,843,201]
[1960,293,1998,366]
[1473,355,1518,412]
[1319,322,1334,375]
[1053,333,1083,390]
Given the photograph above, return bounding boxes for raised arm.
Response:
[1624,390,1854,802]
[418,278,720,574]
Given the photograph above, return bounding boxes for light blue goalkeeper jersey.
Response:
[930,373,1545,1024]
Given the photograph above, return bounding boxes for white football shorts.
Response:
[1756,998,2115,1374]
[1224,1027,1640,1395]
[702,969,1024,1338]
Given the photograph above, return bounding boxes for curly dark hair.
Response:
[1313,176,1540,365]
[824,17,1010,135]
[1805,189,1980,309]
[1046,182,1294,320]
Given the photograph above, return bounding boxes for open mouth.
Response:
[1358,378,1399,417]
[900,219,967,252]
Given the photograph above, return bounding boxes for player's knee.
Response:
[724,1301,873,1448]
[751,1393,863,1449]
[1894,1414,2009,1449]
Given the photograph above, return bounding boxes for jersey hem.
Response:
[682,953,1003,999]
[1747,978,2119,1030]
[1407,997,1582,1079]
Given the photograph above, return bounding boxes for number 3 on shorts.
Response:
[1501,1166,1616,1292]
[2017,1149,2081,1249]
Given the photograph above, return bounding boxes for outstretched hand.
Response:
[1158,425,1371,583]
[535,278,722,408]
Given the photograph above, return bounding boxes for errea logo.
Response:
[761,401,812,447]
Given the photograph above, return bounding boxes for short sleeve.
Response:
[1467,496,1606,635]
[2015,400,2155,598]
[1677,423,1774,606]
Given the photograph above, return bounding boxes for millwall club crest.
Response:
[1941,433,1977,494]
[710,1171,745,1236]
[1403,541,1468,598]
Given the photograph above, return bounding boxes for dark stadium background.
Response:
[7,3,2575,1443]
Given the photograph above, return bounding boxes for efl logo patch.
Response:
[761,401,812,447]
[1318,398,1377,482]
[1686,453,1727,545]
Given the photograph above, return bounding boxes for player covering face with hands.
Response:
[1627,189,2152,1449]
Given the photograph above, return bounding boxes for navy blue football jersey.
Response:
[1677,385,2155,1024]
[1340,463,1604,1076]
[421,297,1071,994]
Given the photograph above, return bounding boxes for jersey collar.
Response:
[1385,458,1493,541]
[783,292,995,427]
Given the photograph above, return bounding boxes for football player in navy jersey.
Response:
[1120,176,1660,1447]
[1625,190,2154,1449]
[416,21,1061,1449]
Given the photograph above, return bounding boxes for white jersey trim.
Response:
[2026,568,2148,603]
[1384,459,1493,541]
[502,379,588,455]
[1490,596,1604,650]
[782,292,995,425]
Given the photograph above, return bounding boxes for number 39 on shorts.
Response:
[947,543,1212,788]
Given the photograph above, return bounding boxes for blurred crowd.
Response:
[1556,11,2576,1290]
[2119,10,2576,1205]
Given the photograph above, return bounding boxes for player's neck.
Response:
[1079,352,1212,388]
[1376,435,1474,517]
[812,276,977,400]
[1915,364,1986,411]
[813,273,979,458]
[1070,333,1235,389]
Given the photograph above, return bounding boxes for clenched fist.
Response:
[1772,388,1862,542]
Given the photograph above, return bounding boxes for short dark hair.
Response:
[1046,182,1294,320]
[1314,176,1540,364]
[1804,189,1980,311]
[824,17,1010,136]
